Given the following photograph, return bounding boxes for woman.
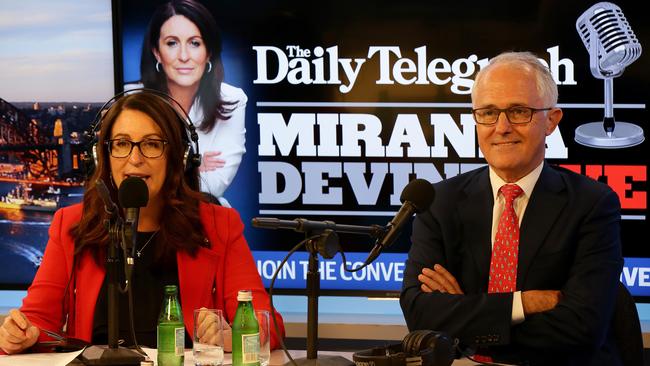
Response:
[0,91,284,354]
[136,0,246,207]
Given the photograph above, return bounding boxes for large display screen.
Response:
[118,0,648,297]
[0,0,115,289]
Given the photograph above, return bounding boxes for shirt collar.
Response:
[489,161,544,201]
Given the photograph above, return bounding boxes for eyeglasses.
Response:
[105,138,168,158]
[472,106,552,125]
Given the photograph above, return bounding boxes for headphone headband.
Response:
[83,88,201,177]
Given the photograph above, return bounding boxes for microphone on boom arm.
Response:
[252,178,435,265]
[365,179,435,265]
[251,217,386,259]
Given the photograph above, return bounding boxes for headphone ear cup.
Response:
[419,331,439,352]
[182,144,201,172]
[402,330,415,355]
[402,330,454,366]
[191,152,202,170]
[92,144,99,169]
[420,331,455,366]
[83,143,98,178]
[402,330,427,355]
[182,145,191,171]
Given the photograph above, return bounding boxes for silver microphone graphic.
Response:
[575,2,644,148]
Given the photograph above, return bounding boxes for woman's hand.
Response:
[195,307,232,352]
[222,320,232,352]
[0,309,40,354]
[199,151,226,172]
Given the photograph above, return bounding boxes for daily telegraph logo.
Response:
[252,43,646,215]
[253,45,577,94]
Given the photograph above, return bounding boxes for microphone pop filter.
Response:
[118,176,149,208]
[400,179,435,213]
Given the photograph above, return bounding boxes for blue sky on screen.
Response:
[0,0,114,103]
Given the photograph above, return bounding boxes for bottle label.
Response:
[241,332,260,364]
[175,327,185,356]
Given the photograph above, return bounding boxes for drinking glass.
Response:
[255,310,270,366]
[193,308,225,366]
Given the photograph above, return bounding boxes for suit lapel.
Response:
[517,164,567,289]
[458,170,494,289]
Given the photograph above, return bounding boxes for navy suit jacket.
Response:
[400,163,623,365]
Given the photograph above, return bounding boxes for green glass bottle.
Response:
[157,285,185,366]
[232,290,260,366]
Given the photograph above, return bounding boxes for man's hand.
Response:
[418,264,464,294]
[521,290,562,316]
[0,309,39,354]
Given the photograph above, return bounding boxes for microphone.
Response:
[576,2,642,78]
[366,179,435,264]
[574,2,644,148]
[252,217,385,238]
[118,177,149,254]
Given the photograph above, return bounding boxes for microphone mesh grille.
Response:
[400,179,435,213]
[118,176,149,208]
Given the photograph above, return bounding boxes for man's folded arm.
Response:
[401,212,513,346]
[512,189,623,350]
[402,273,514,346]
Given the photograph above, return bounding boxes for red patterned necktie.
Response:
[474,184,524,363]
[488,184,524,293]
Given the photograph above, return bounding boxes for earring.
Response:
[156,62,162,72]
[207,61,212,73]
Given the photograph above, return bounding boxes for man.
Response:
[400,51,623,365]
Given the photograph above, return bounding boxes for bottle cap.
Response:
[164,284,178,295]
[237,290,253,301]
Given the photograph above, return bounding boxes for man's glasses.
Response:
[105,138,168,158]
[472,106,552,125]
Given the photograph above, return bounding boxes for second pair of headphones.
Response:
[353,330,455,366]
[83,87,201,177]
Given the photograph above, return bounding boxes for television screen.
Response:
[117,0,649,297]
[118,0,649,297]
[0,0,116,289]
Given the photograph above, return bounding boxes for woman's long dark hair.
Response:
[72,92,207,264]
[140,0,235,133]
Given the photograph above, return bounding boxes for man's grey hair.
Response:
[471,51,558,106]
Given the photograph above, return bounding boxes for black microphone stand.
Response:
[290,229,354,366]
[78,213,144,365]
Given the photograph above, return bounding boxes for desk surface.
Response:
[90,349,482,366]
[0,346,486,366]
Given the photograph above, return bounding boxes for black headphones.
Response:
[83,87,201,177]
[353,330,454,366]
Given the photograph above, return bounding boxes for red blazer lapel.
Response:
[177,205,221,337]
